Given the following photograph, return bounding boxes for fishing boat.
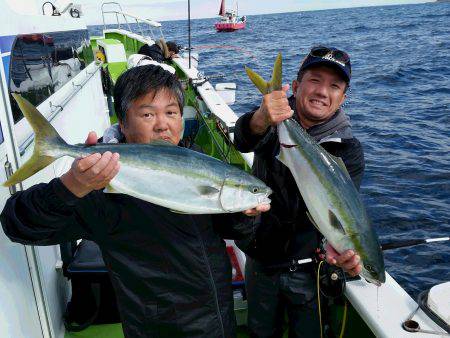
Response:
[0,1,448,337]
[214,0,246,32]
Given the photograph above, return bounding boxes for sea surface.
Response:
[89,2,450,298]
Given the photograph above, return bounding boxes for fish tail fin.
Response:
[245,66,269,95]
[3,94,66,187]
[245,53,283,95]
[269,53,282,92]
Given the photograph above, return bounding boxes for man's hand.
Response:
[60,131,120,198]
[325,243,362,277]
[249,84,293,135]
[242,204,270,217]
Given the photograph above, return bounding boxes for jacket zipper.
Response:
[190,216,225,338]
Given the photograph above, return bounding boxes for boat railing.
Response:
[18,61,103,156]
[101,2,164,41]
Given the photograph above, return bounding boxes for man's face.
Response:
[119,89,183,145]
[292,65,347,127]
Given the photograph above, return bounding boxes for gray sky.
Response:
[49,0,429,25]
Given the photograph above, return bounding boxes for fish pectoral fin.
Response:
[328,210,346,235]
[170,209,190,214]
[197,186,220,197]
[306,211,321,232]
[330,154,351,179]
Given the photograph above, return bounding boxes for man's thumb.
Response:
[85,131,98,145]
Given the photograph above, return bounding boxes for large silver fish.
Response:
[4,94,272,214]
[245,54,385,285]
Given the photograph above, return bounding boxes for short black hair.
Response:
[113,65,184,123]
[166,41,180,54]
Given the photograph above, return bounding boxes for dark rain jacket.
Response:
[1,174,253,337]
[234,96,365,269]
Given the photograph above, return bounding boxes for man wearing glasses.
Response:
[234,47,365,337]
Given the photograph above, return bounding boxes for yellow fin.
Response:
[269,53,282,92]
[245,66,269,95]
[3,94,65,187]
[245,53,283,95]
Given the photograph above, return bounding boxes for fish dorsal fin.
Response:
[197,186,220,197]
[329,210,346,235]
[330,154,351,179]
[149,139,175,146]
[306,211,321,232]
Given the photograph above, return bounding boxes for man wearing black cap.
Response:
[234,46,365,337]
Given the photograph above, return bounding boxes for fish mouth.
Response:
[370,279,382,287]
[258,195,271,205]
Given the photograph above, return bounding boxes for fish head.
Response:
[219,171,272,212]
[360,254,386,286]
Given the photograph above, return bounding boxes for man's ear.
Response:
[292,80,299,96]
[118,119,125,133]
[339,93,347,107]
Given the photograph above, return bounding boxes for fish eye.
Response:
[364,263,376,274]
[250,186,259,194]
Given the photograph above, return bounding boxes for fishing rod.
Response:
[381,236,449,251]
[279,236,449,271]
[188,0,191,69]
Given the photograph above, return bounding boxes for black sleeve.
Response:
[212,212,256,240]
[322,138,365,190]
[233,111,277,154]
[0,178,93,246]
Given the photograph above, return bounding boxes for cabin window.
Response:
[9,29,94,123]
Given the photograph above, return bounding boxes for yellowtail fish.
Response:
[245,54,385,285]
[4,94,272,214]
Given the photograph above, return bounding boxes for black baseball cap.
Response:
[299,46,351,83]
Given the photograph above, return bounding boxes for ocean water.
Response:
[89,2,450,298]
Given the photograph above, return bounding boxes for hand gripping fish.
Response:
[3,94,272,214]
[245,54,385,285]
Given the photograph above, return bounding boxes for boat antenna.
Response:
[188,0,192,68]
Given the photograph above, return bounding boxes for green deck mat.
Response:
[64,324,284,338]
[65,323,124,338]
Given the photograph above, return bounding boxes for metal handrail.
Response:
[19,62,103,156]
[101,2,164,40]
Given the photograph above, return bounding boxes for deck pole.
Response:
[188,0,191,69]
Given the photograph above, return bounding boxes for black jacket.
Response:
[1,177,252,338]
[233,97,365,268]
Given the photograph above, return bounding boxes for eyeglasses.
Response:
[309,46,350,66]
